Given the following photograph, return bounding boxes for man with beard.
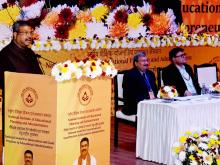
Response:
[24,150,33,165]
[73,137,96,165]
[122,52,157,115]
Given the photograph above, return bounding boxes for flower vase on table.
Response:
[157,86,178,102]
[210,82,220,98]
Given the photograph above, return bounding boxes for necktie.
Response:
[143,73,152,92]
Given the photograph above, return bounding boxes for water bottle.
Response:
[201,83,207,95]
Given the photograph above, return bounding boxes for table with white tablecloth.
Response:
[136,95,220,165]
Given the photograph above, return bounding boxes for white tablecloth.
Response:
[136,95,220,165]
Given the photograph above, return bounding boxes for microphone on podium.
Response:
[36,54,56,65]
[36,54,57,75]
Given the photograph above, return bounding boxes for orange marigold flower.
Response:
[109,22,128,38]
[149,13,169,35]
[77,10,92,23]
[42,11,59,26]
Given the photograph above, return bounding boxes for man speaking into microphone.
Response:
[0,20,42,89]
[0,20,43,148]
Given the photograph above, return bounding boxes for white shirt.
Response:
[176,65,197,94]
[73,155,96,165]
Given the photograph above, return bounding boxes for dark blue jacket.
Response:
[122,67,157,115]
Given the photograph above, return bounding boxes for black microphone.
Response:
[36,54,56,65]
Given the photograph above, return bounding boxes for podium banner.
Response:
[4,72,111,165]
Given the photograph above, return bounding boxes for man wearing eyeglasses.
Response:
[0,20,42,148]
[0,20,42,89]
[122,52,157,115]
[162,47,201,96]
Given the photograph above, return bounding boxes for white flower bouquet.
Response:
[172,130,220,165]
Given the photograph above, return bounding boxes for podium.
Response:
[4,72,111,165]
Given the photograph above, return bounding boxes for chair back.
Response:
[194,63,218,86]
[157,67,164,88]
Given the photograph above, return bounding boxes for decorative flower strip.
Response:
[51,59,117,82]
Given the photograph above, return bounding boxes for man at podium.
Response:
[0,20,43,149]
[0,20,42,89]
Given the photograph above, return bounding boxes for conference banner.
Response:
[4,72,111,165]
[182,0,220,33]
[37,47,220,79]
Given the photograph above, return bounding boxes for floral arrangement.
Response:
[1,1,220,51]
[172,129,220,165]
[211,82,220,93]
[157,86,178,99]
[51,55,117,81]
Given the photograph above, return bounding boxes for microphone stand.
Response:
[36,54,56,65]
[36,54,57,75]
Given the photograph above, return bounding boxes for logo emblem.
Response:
[21,87,38,107]
[78,84,93,105]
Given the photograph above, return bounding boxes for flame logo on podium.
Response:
[21,87,38,107]
[78,84,93,105]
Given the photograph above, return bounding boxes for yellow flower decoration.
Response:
[189,155,195,160]
[217,159,220,165]
[172,147,180,154]
[209,138,216,147]
[179,23,188,37]
[91,4,109,22]
[202,130,208,134]
[69,21,86,39]
[197,149,203,155]
[179,136,187,143]
[185,131,192,136]
[214,130,220,136]
[193,133,199,138]
[0,6,20,25]
[127,13,142,29]
[61,67,68,73]
[34,42,41,49]
[208,142,212,148]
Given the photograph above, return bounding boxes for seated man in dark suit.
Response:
[162,47,201,96]
[122,52,157,115]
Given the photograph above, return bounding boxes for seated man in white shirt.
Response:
[162,47,201,96]
[73,137,96,165]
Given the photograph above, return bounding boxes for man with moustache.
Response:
[0,20,42,147]
[122,52,157,115]
[73,137,96,165]
[0,20,42,90]
[24,150,33,165]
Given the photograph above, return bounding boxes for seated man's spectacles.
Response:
[175,53,186,58]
